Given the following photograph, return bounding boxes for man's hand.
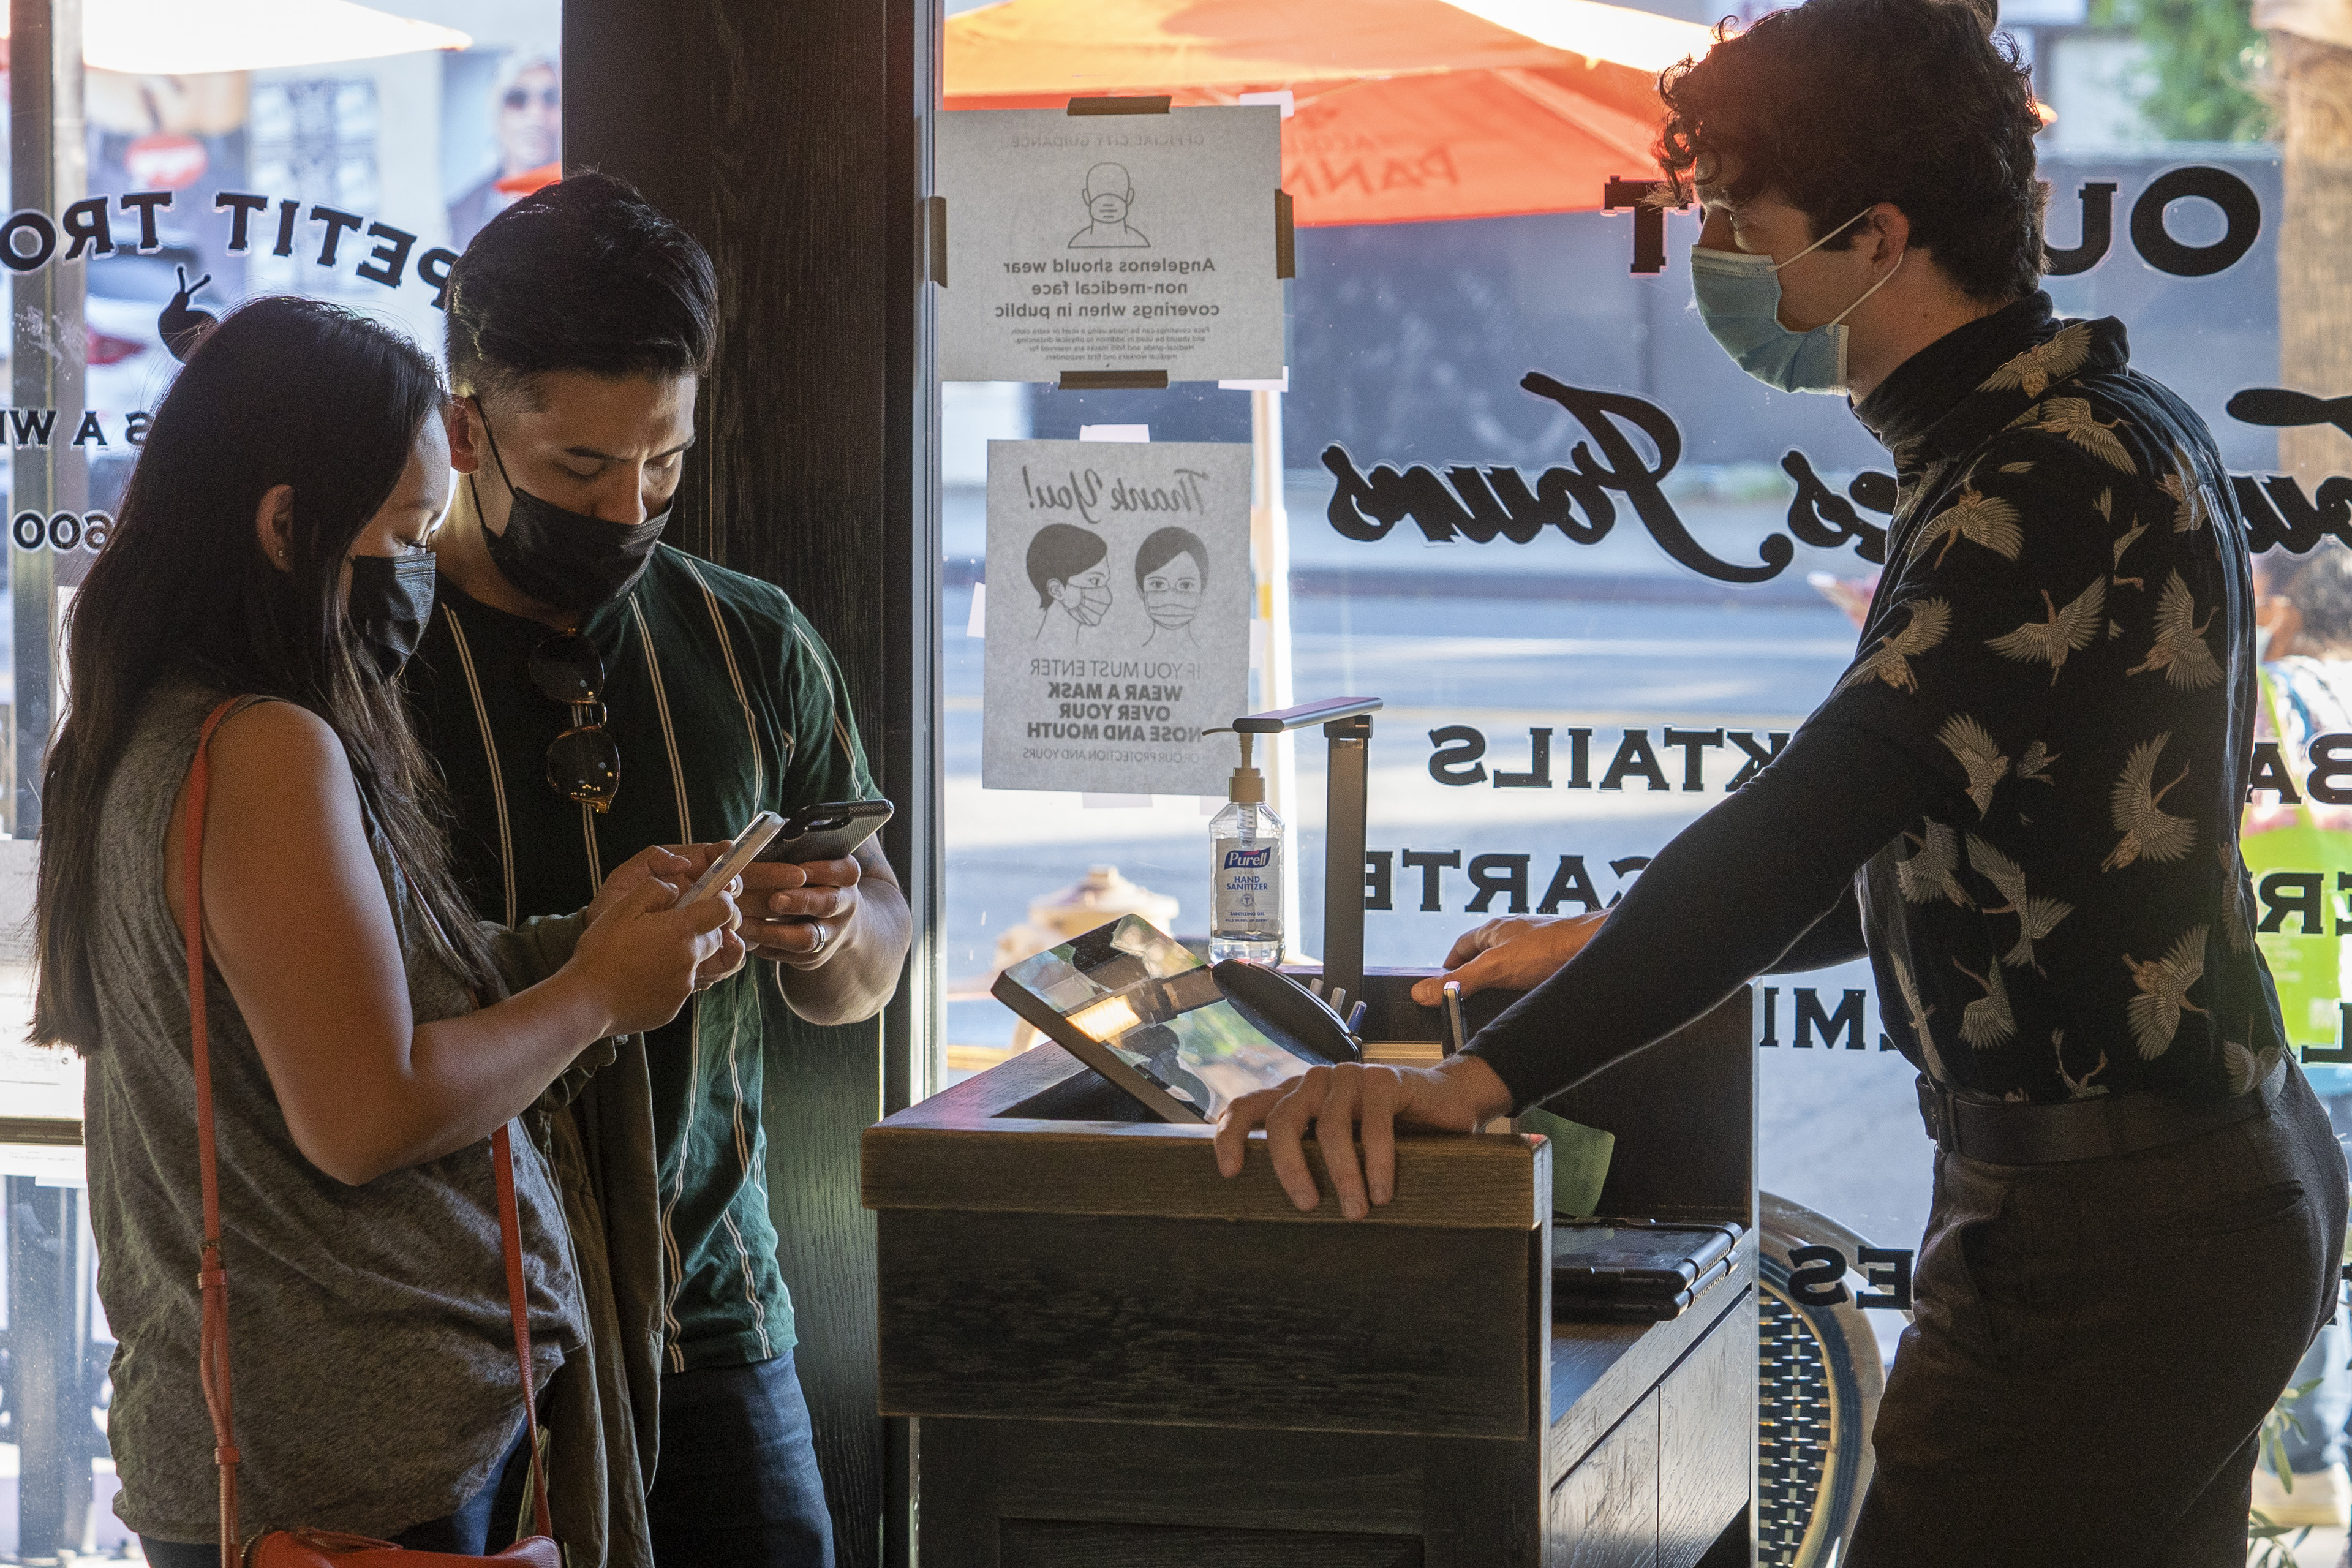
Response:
[738,856,862,968]
[1407,912,1607,1006]
[760,840,908,1026]
[1211,1055,1514,1220]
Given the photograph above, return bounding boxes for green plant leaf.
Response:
[2087,0,2272,143]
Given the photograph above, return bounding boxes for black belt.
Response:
[1915,1058,2288,1166]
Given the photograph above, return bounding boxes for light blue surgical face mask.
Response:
[1690,209,1903,396]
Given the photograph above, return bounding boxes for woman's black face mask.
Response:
[472,401,669,613]
[347,551,437,679]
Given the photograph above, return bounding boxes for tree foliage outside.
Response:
[2089,0,2274,141]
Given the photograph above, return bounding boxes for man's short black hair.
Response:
[446,168,718,407]
[1658,0,2045,303]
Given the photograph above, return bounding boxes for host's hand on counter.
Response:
[1408,911,1607,1005]
[1213,1056,1515,1221]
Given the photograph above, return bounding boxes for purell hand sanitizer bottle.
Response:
[1210,731,1284,965]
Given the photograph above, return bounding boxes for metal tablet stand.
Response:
[1227,696,1383,1010]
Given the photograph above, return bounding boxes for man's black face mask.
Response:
[346,550,437,679]
[472,399,669,613]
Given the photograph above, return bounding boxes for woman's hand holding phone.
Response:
[587,843,707,923]
[564,854,743,1035]
[586,842,747,991]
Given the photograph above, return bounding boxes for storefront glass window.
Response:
[933,0,2318,1501]
[0,8,560,1558]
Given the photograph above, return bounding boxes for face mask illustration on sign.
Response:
[1061,576,1112,625]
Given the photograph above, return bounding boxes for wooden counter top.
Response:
[865,1040,1549,1231]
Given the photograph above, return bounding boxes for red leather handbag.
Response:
[183,698,562,1568]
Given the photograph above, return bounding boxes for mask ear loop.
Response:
[466,395,524,538]
[1828,246,1905,329]
[470,396,524,492]
[1820,251,1905,391]
[1771,206,1876,273]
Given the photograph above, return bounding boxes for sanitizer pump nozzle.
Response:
[1229,733,1262,804]
[1208,729,1285,964]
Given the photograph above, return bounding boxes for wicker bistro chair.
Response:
[1755,1193,1897,1567]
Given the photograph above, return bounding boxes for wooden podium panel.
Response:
[864,987,1758,1567]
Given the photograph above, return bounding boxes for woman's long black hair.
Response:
[35,296,500,1050]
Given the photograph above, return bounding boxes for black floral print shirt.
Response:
[1467,293,2279,1109]
[1842,293,2273,1102]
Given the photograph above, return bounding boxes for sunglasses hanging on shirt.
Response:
[529,631,620,812]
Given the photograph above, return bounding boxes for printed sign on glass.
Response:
[937,105,1284,383]
[983,437,1251,795]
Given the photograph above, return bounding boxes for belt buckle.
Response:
[1915,1074,1954,1152]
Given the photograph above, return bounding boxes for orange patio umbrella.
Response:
[944,0,1719,226]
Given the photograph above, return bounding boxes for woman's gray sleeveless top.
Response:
[81,683,588,1544]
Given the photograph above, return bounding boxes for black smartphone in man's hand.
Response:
[755,799,894,866]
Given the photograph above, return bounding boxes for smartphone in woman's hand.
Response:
[680,811,785,904]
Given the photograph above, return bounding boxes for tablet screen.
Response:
[997,915,1329,1121]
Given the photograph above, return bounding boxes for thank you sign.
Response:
[983,438,1251,794]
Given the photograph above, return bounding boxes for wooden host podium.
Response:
[862,978,1757,1567]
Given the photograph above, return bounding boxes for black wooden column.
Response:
[564,2,940,1563]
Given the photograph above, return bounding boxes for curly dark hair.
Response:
[1657,0,2045,304]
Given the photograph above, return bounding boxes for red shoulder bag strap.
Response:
[184,698,554,1566]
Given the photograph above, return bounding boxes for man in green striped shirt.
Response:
[406,171,909,1568]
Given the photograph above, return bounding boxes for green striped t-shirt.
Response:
[405,544,872,1371]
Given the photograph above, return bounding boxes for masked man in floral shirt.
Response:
[1213,0,2346,1559]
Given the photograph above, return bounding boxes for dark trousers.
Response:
[647,1349,836,1568]
[1849,1061,2348,1567]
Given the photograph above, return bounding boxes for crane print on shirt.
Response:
[1962,835,2075,975]
[1986,576,2106,684]
[2102,734,2196,872]
[1977,320,2094,397]
[1836,598,1950,695]
[1838,303,2281,1103]
[1896,820,1969,908]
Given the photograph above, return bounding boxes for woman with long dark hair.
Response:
[34,296,742,1562]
